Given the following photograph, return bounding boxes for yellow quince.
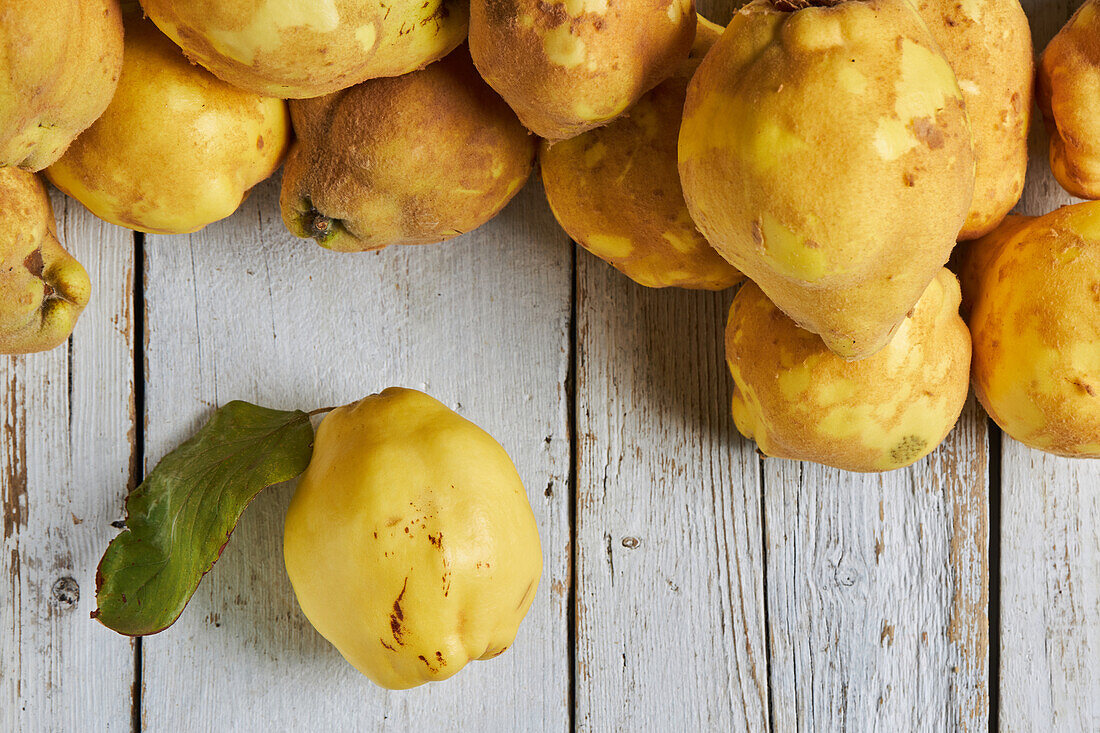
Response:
[283,388,542,689]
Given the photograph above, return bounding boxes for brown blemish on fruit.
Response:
[1071,379,1095,397]
[23,248,44,279]
[911,117,945,149]
[890,435,928,464]
[536,0,568,26]
[389,577,408,644]
[516,579,536,609]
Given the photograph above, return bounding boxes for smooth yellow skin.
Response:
[45,19,289,235]
[680,0,975,360]
[1038,0,1100,200]
[141,0,469,99]
[961,203,1100,457]
[0,169,91,355]
[540,16,742,290]
[915,0,1032,239]
[0,0,124,171]
[284,388,543,689]
[726,269,971,472]
[280,46,535,251]
[470,0,696,140]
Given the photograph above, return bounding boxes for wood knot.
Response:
[50,577,79,609]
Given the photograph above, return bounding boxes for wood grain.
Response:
[999,444,1100,732]
[763,398,989,731]
[3,0,1098,729]
[998,2,1100,728]
[573,263,768,730]
[139,177,573,730]
[571,1,769,728]
[0,194,135,730]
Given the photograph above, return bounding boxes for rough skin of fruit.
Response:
[1038,0,1100,200]
[45,18,290,235]
[139,0,470,99]
[0,0,124,171]
[280,45,535,252]
[0,168,91,355]
[915,0,1032,240]
[283,388,543,690]
[954,214,1032,319]
[540,16,742,290]
[726,269,972,472]
[960,202,1100,457]
[470,0,696,141]
[680,0,975,360]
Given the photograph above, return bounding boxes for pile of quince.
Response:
[3,0,1099,689]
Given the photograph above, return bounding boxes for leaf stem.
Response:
[307,406,337,417]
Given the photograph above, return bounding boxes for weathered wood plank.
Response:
[139,177,573,730]
[572,3,767,728]
[999,445,1100,732]
[998,3,1100,727]
[0,193,136,731]
[763,398,989,731]
[573,263,769,730]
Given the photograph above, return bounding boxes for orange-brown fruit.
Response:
[281,46,536,252]
[540,16,742,289]
[1038,0,1100,200]
[915,0,1032,239]
[470,0,696,140]
[726,268,971,472]
[959,202,1100,457]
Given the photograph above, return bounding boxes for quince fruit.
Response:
[140,0,469,99]
[46,18,289,235]
[0,168,91,354]
[284,388,542,689]
[0,0,123,170]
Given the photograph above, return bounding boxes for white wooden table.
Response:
[2,1,1098,730]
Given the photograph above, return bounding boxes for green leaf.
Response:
[93,401,315,636]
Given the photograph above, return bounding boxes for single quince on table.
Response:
[284,388,543,689]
